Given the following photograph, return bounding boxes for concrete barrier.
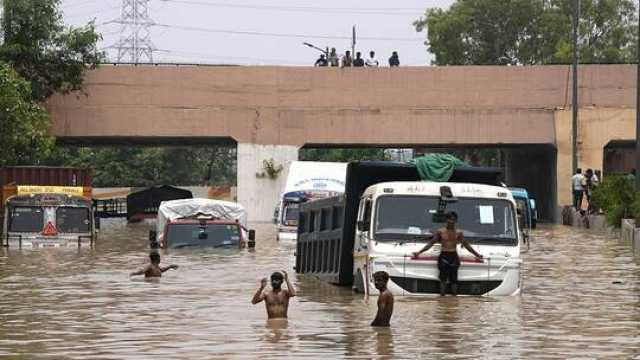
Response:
[621,218,640,253]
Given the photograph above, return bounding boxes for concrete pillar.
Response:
[237,143,299,222]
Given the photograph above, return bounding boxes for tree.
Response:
[47,146,238,187]
[0,62,52,166]
[299,148,389,162]
[415,0,637,65]
[1,0,103,101]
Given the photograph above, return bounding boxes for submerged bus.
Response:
[2,186,97,248]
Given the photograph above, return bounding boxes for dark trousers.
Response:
[573,190,584,210]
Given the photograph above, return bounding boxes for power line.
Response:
[146,22,424,42]
[158,0,425,15]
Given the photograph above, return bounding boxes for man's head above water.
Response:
[270,271,284,290]
[149,251,160,265]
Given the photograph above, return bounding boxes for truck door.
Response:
[356,197,372,251]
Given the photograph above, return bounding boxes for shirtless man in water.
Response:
[412,212,483,296]
[251,270,296,319]
[370,271,394,327]
[130,252,178,278]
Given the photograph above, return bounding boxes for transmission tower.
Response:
[114,0,155,63]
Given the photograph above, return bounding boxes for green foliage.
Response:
[415,0,638,65]
[591,175,639,226]
[0,62,53,166]
[299,148,389,162]
[45,146,237,187]
[1,0,104,101]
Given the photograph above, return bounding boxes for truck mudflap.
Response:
[361,256,522,296]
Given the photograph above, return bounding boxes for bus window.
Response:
[9,207,44,232]
[56,207,91,233]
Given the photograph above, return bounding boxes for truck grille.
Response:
[390,276,502,295]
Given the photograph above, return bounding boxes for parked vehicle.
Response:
[275,161,347,241]
[151,198,255,249]
[509,187,537,230]
[296,161,523,296]
[2,185,97,248]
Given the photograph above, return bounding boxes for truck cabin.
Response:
[153,198,255,250]
[280,192,309,227]
[362,183,519,247]
[159,217,254,249]
[4,193,94,242]
[509,188,537,230]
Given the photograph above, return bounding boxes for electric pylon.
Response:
[114,0,155,63]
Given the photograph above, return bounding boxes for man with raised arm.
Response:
[130,252,178,278]
[412,212,483,296]
[251,270,296,319]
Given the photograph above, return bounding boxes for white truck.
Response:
[275,161,347,241]
[295,161,523,296]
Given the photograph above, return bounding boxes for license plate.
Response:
[33,242,62,248]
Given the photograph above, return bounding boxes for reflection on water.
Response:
[0,220,639,359]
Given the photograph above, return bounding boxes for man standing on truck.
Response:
[412,212,483,296]
[251,270,296,319]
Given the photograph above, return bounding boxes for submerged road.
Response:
[0,221,639,359]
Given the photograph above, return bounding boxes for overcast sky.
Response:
[61,0,455,66]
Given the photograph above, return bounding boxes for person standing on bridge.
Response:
[571,168,585,210]
[412,212,483,296]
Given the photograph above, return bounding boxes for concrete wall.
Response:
[554,108,636,208]
[237,144,298,222]
[45,64,639,221]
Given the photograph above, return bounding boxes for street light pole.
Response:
[636,0,640,189]
[572,0,580,176]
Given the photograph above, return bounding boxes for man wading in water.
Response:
[251,270,296,319]
[370,271,394,327]
[412,212,483,296]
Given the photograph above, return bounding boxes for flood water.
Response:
[1,221,639,359]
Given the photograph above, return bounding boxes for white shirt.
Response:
[571,174,585,191]
[365,56,379,67]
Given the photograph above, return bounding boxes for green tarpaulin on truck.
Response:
[409,154,466,182]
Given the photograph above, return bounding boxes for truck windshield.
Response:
[56,207,91,233]
[8,206,44,232]
[165,223,242,248]
[374,196,517,245]
[282,203,299,226]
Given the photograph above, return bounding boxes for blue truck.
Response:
[509,187,537,230]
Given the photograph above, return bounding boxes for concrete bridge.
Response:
[46,64,637,221]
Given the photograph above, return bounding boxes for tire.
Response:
[353,269,365,293]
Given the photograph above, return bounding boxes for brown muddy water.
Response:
[1,221,639,359]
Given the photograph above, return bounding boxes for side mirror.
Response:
[248,229,256,248]
[357,220,369,232]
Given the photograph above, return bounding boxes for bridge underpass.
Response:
[46,64,637,221]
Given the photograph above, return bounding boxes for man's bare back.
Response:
[252,270,296,319]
